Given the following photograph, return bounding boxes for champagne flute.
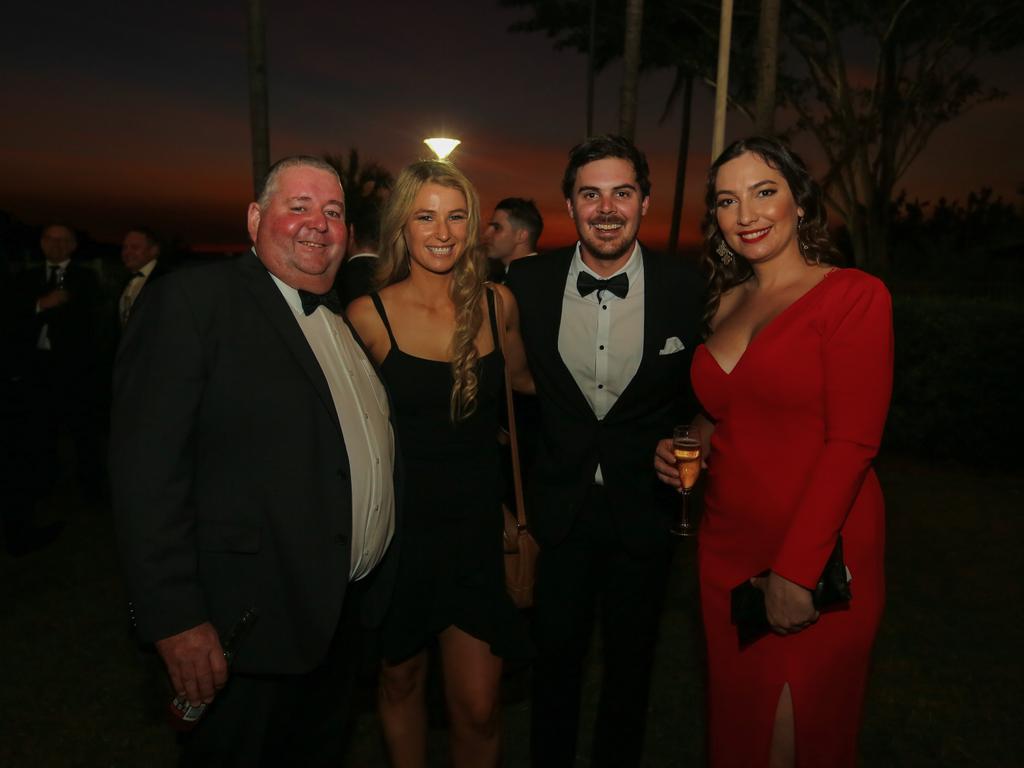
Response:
[670,425,702,537]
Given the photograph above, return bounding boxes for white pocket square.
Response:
[658,336,685,355]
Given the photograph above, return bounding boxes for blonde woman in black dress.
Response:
[347,160,533,768]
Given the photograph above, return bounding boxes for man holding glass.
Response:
[110,156,398,765]
[505,135,703,767]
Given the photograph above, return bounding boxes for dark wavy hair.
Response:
[561,134,651,201]
[701,136,840,334]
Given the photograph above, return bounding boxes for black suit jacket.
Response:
[110,252,399,675]
[8,262,103,390]
[102,259,176,402]
[505,246,703,553]
[114,257,173,333]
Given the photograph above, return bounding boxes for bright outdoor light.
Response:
[424,137,461,160]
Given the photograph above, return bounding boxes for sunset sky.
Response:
[2,2,1022,252]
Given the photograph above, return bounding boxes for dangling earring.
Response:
[796,216,817,262]
[716,239,734,266]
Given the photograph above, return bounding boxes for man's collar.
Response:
[138,258,158,277]
[569,241,642,284]
[504,251,539,272]
[348,252,378,261]
[268,271,304,315]
[253,247,303,314]
[47,258,71,270]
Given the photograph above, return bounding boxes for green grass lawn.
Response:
[1,454,1020,767]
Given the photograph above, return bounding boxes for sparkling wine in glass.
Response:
[670,425,702,537]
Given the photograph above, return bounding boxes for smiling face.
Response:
[247,165,346,293]
[714,151,804,265]
[403,182,469,277]
[567,156,649,272]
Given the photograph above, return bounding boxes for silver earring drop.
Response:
[716,240,734,265]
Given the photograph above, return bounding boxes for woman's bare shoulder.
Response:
[345,293,385,338]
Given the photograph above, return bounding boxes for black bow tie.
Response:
[298,289,343,316]
[577,271,629,299]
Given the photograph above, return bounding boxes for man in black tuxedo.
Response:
[2,224,102,551]
[505,136,703,767]
[111,156,398,765]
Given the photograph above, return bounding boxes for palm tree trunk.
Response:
[668,73,694,257]
[754,0,782,135]
[711,0,734,159]
[619,0,644,141]
[246,0,270,199]
[586,0,597,137]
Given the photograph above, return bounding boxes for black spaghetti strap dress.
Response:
[370,290,531,663]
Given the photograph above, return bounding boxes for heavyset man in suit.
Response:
[506,136,703,767]
[110,156,398,765]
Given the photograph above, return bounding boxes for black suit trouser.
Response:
[530,485,672,768]
[178,582,366,767]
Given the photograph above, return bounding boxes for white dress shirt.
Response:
[557,242,645,483]
[119,258,158,326]
[270,273,396,581]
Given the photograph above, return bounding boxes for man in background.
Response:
[483,197,543,282]
[336,194,384,307]
[118,227,168,327]
[18,226,103,494]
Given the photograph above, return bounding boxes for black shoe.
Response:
[6,521,64,557]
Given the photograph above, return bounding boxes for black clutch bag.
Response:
[730,536,852,647]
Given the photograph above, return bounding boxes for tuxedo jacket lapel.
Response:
[236,254,343,436]
[605,247,666,421]
[541,251,593,420]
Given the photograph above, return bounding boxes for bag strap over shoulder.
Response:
[489,284,527,529]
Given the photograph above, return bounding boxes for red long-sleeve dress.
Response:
[692,268,893,767]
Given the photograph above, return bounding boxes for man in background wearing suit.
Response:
[111,156,398,765]
[484,197,545,518]
[483,196,543,283]
[506,136,703,767]
[2,224,101,552]
[335,177,389,308]
[117,226,169,327]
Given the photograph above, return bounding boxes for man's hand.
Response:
[654,437,681,490]
[751,571,819,635]
[37,289,70,311]
[155,622,228,707]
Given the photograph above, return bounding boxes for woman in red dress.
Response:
[656,137,893,767]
